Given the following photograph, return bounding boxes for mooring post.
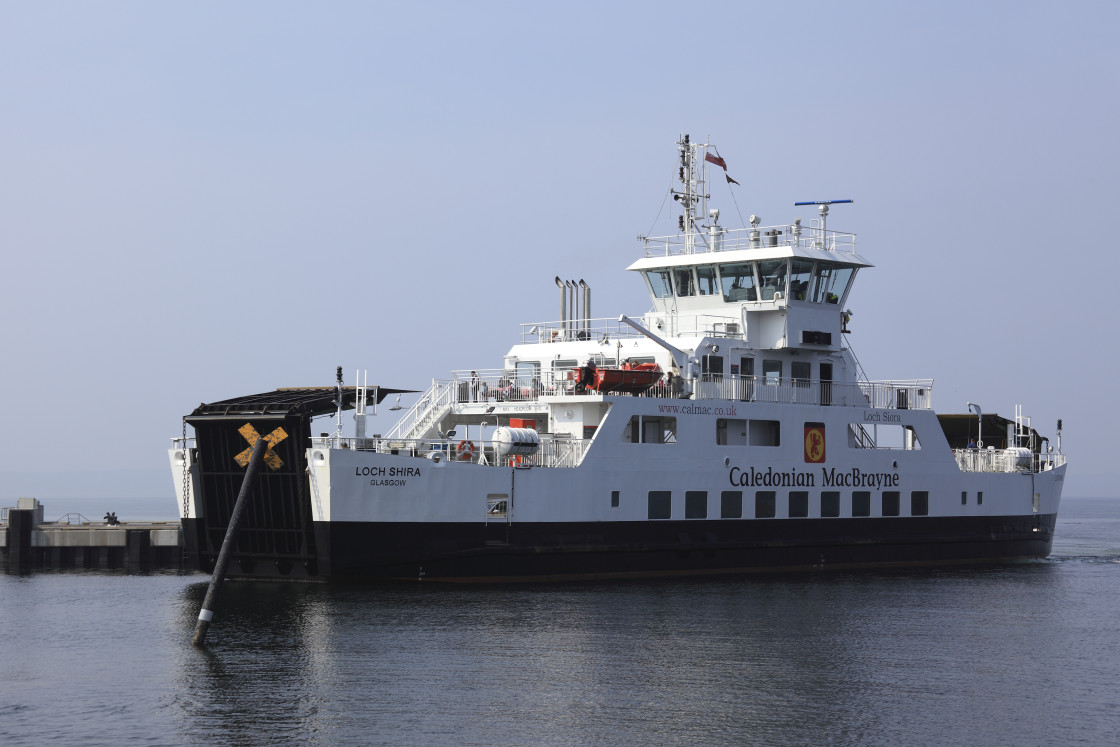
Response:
[191,436,267,647]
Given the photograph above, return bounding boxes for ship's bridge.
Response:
[628,222,872,352]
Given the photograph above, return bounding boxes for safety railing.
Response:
[311,435,591,469]
[953,449,1068,474]
[641,224,858,258]
[426,372,933,410]
[518,314,743,344]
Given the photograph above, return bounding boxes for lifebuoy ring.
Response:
[457,440,476,460]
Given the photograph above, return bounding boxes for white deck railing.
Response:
[312,435,591,469]
[953,448,1067,474]
[415,372,932,411]
[518,315,743,344]
[641,224,858,258]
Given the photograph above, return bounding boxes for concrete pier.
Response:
[1,498,185,573]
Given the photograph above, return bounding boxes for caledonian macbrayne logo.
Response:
[234,423,288,470]
[804,425,826,463]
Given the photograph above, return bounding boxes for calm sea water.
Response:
[2,497,1118,746]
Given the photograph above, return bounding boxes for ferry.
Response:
[170,135,1067,581]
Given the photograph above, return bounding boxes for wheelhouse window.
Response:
[646,269,673,299]
[719,262,758,302]
[789,259,814,301]
[812,263,854,304]
[697,265,719,295]
[758,259,787,300]
[673,267,696,297]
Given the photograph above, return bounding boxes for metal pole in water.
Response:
[191,436,267,647]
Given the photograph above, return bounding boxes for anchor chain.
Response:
[181,419,190,520]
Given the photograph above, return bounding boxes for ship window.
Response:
[716,418,748,446]
[847,423,922,450]
[697,265,719,295]
[552,360,577,388]
[790,491,809,518]
[739,357,755,402]
[758,259,788,300]
[755,491,776,519]
[962,491,968,505]
[978,491,983,505]
[721,491,743,518]
[515,361,540,390]
[812,263,854,304]
[702,355,724,380]
[853,491,871,517]
[789,259,814,301]
[673,267,696,297]
[791,361,810,388]
[586,354,617,369]
[611,490,620,508]
[763,359,782,385]
[646,269,673,299]
[648,491,672,520]
[883,491,900,516]
[626,416,677,444]
[911,491,929,516]
[749,419,780,447]
[822,491,840,517]
[685,491,707,519]
[719,262,758,302]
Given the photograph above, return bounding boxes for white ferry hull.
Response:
[290,413,1064,580]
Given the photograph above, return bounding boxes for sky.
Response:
[1,0,1117,518]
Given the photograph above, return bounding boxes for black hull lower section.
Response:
[183,513,1058,581]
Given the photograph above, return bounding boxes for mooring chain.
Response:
[181,419,190,520]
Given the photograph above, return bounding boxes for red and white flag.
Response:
[705,152,727,171]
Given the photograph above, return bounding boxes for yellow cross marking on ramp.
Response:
[234,423,288,470]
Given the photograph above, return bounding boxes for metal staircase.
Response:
[384,379,456,440]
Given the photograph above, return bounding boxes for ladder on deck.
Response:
[384,380,456,441]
